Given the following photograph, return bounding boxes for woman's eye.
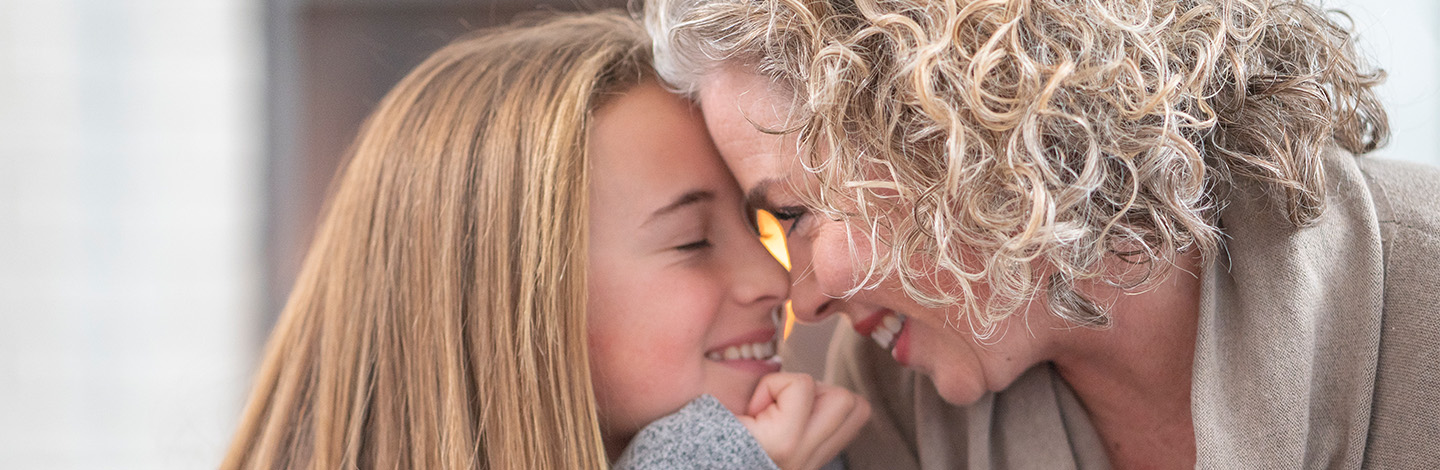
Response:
[675,239,712,251]
[770,207,808,235]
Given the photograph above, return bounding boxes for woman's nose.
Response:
[784,237,841,324]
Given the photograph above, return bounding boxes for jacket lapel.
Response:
[1193,148,1384,468]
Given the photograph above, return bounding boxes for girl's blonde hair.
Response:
[646,0,1388,334]
[223,12,650,469]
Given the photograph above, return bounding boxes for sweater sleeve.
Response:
[612,394,781,470]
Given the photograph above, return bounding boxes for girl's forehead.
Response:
[588,82,734,214]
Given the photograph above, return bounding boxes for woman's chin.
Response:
[908,353,992,406]
[930,371,990,406]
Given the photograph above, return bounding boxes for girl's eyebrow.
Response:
[645,190,714,225]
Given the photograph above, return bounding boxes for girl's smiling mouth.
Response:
[705,329,783,373]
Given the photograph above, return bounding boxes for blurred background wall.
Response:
[0,0,1435,468]
[1,1,262,468]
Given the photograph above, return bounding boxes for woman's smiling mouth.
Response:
[851,309,906,350]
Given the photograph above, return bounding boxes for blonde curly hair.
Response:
[646,0,1388,333]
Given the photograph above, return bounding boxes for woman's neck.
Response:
[1051,252,1204,469]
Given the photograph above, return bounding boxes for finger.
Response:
[748,372,815,422]
[805,393,871,469]
[739,373,819,466]
[796,385,868,469]
[801,384,857,442]
[745,373,782,416]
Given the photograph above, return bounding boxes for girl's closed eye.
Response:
[674,239,712,251]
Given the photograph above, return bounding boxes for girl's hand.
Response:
[734,372,871,470]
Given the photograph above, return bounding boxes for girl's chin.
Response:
[704,366,774,415]
[709,388,755,416]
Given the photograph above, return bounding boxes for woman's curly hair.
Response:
[646,0,1388,334]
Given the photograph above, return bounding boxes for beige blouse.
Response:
[828,149,1440,469]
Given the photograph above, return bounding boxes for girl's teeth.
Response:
[706,340,779,361]
[870,313,906,350]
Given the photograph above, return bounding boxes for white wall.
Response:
[1331,0,1440,166]
[0,0,262,468]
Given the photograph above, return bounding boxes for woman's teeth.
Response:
[871,313,905,350]
[706,340,778,361]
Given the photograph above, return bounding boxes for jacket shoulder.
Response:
[1354,156,1440,238]
[1351,155,1440,467]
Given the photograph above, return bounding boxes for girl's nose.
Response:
[730,227,790,311]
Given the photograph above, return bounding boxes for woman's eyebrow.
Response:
[745,178,781,212]
[645,190,714,225]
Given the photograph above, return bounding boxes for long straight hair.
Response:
[223,12,651,469]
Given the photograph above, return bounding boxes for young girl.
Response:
[221,12,867,470]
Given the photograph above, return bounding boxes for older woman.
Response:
[645,0,1440,468]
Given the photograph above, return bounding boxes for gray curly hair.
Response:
[645,0,1388,334]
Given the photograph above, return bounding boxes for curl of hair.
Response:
[647,0,1388,333]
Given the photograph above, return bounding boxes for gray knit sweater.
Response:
[612,395,781,470]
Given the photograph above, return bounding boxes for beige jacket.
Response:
[828,150,1440,469]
